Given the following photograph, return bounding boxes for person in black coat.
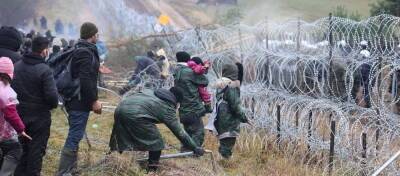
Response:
[40,16,47,30]
[56,22,102,176]
[55,19,64,35]
[12,36,59,176]
[0,26,23,63]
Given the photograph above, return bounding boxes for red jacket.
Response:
[0,82,25,142]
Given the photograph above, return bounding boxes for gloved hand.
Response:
[193,147,205,157]
[204,103,213,113]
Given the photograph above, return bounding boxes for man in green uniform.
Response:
[173,51,209,150]
[109,87,205,171]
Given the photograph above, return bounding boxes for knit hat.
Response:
[176,51,191,63]
[222,63,238,81]
[80,22,98,40]
[0,57,14,79]
[191,57,204,65]
[0,26,23,51]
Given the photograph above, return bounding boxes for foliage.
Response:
[370,0,400,16]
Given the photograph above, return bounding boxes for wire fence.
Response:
[155,14,400,175]
[97,14,400,175]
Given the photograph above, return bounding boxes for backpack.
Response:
[47,46,94,102]
[205,86,228,135]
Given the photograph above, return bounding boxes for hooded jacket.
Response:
[129,56,161,86]
[12,53,59,114]
[109,89,198,151]
[213,77,247,139]
[64,39,100,111]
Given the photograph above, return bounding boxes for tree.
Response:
[370,0,400,16]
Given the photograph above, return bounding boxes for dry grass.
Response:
[41,102,328,176]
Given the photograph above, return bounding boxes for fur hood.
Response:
[212,77,241,89]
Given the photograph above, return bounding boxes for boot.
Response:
[147,163,160,173]
[56,148,78,176]
[147,151,161,173]
[0,155,19,176]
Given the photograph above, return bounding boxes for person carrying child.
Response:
[187,57,212,113]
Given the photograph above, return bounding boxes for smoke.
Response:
[238,0,303,24]
[0,0,38,27]
[86,0,158,38]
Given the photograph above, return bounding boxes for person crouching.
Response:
[109,87,205,172]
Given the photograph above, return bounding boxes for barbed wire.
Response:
[97,14,400,175]
[156,14,400,175]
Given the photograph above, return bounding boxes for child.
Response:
[0,57,31,175]
[213,62,248,159]
[187,57,212,112]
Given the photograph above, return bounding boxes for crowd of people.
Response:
[0,21,249,175]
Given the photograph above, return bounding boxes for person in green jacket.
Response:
[173,51,209,150]
[213,62,248,159]
[109,87,205,172]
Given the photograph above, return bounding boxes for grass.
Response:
[41,92,327,175]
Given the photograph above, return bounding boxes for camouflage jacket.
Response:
[213,77,247,139]
[109,89,197,151]
[173,63,209,120]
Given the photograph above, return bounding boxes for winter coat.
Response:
[213,77,247,139]
[65,39,100,112]
[12,53,59,114]
[0,81,25,142]
[109,89,198,151]
[173,63,209,122]
[359,63,371,87]
[0,48,22,64]
[129,56,161,86]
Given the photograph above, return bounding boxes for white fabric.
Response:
[360,50,371,58]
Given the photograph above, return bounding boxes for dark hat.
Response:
[80,22,98,40]
[191,57,204,65]
[176,51,191,63]
[222,63,239,81]
[32,36,50,53]
[0,26,23,51]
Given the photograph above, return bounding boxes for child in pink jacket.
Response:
[187,57,212,112]
[0,57,31,175]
